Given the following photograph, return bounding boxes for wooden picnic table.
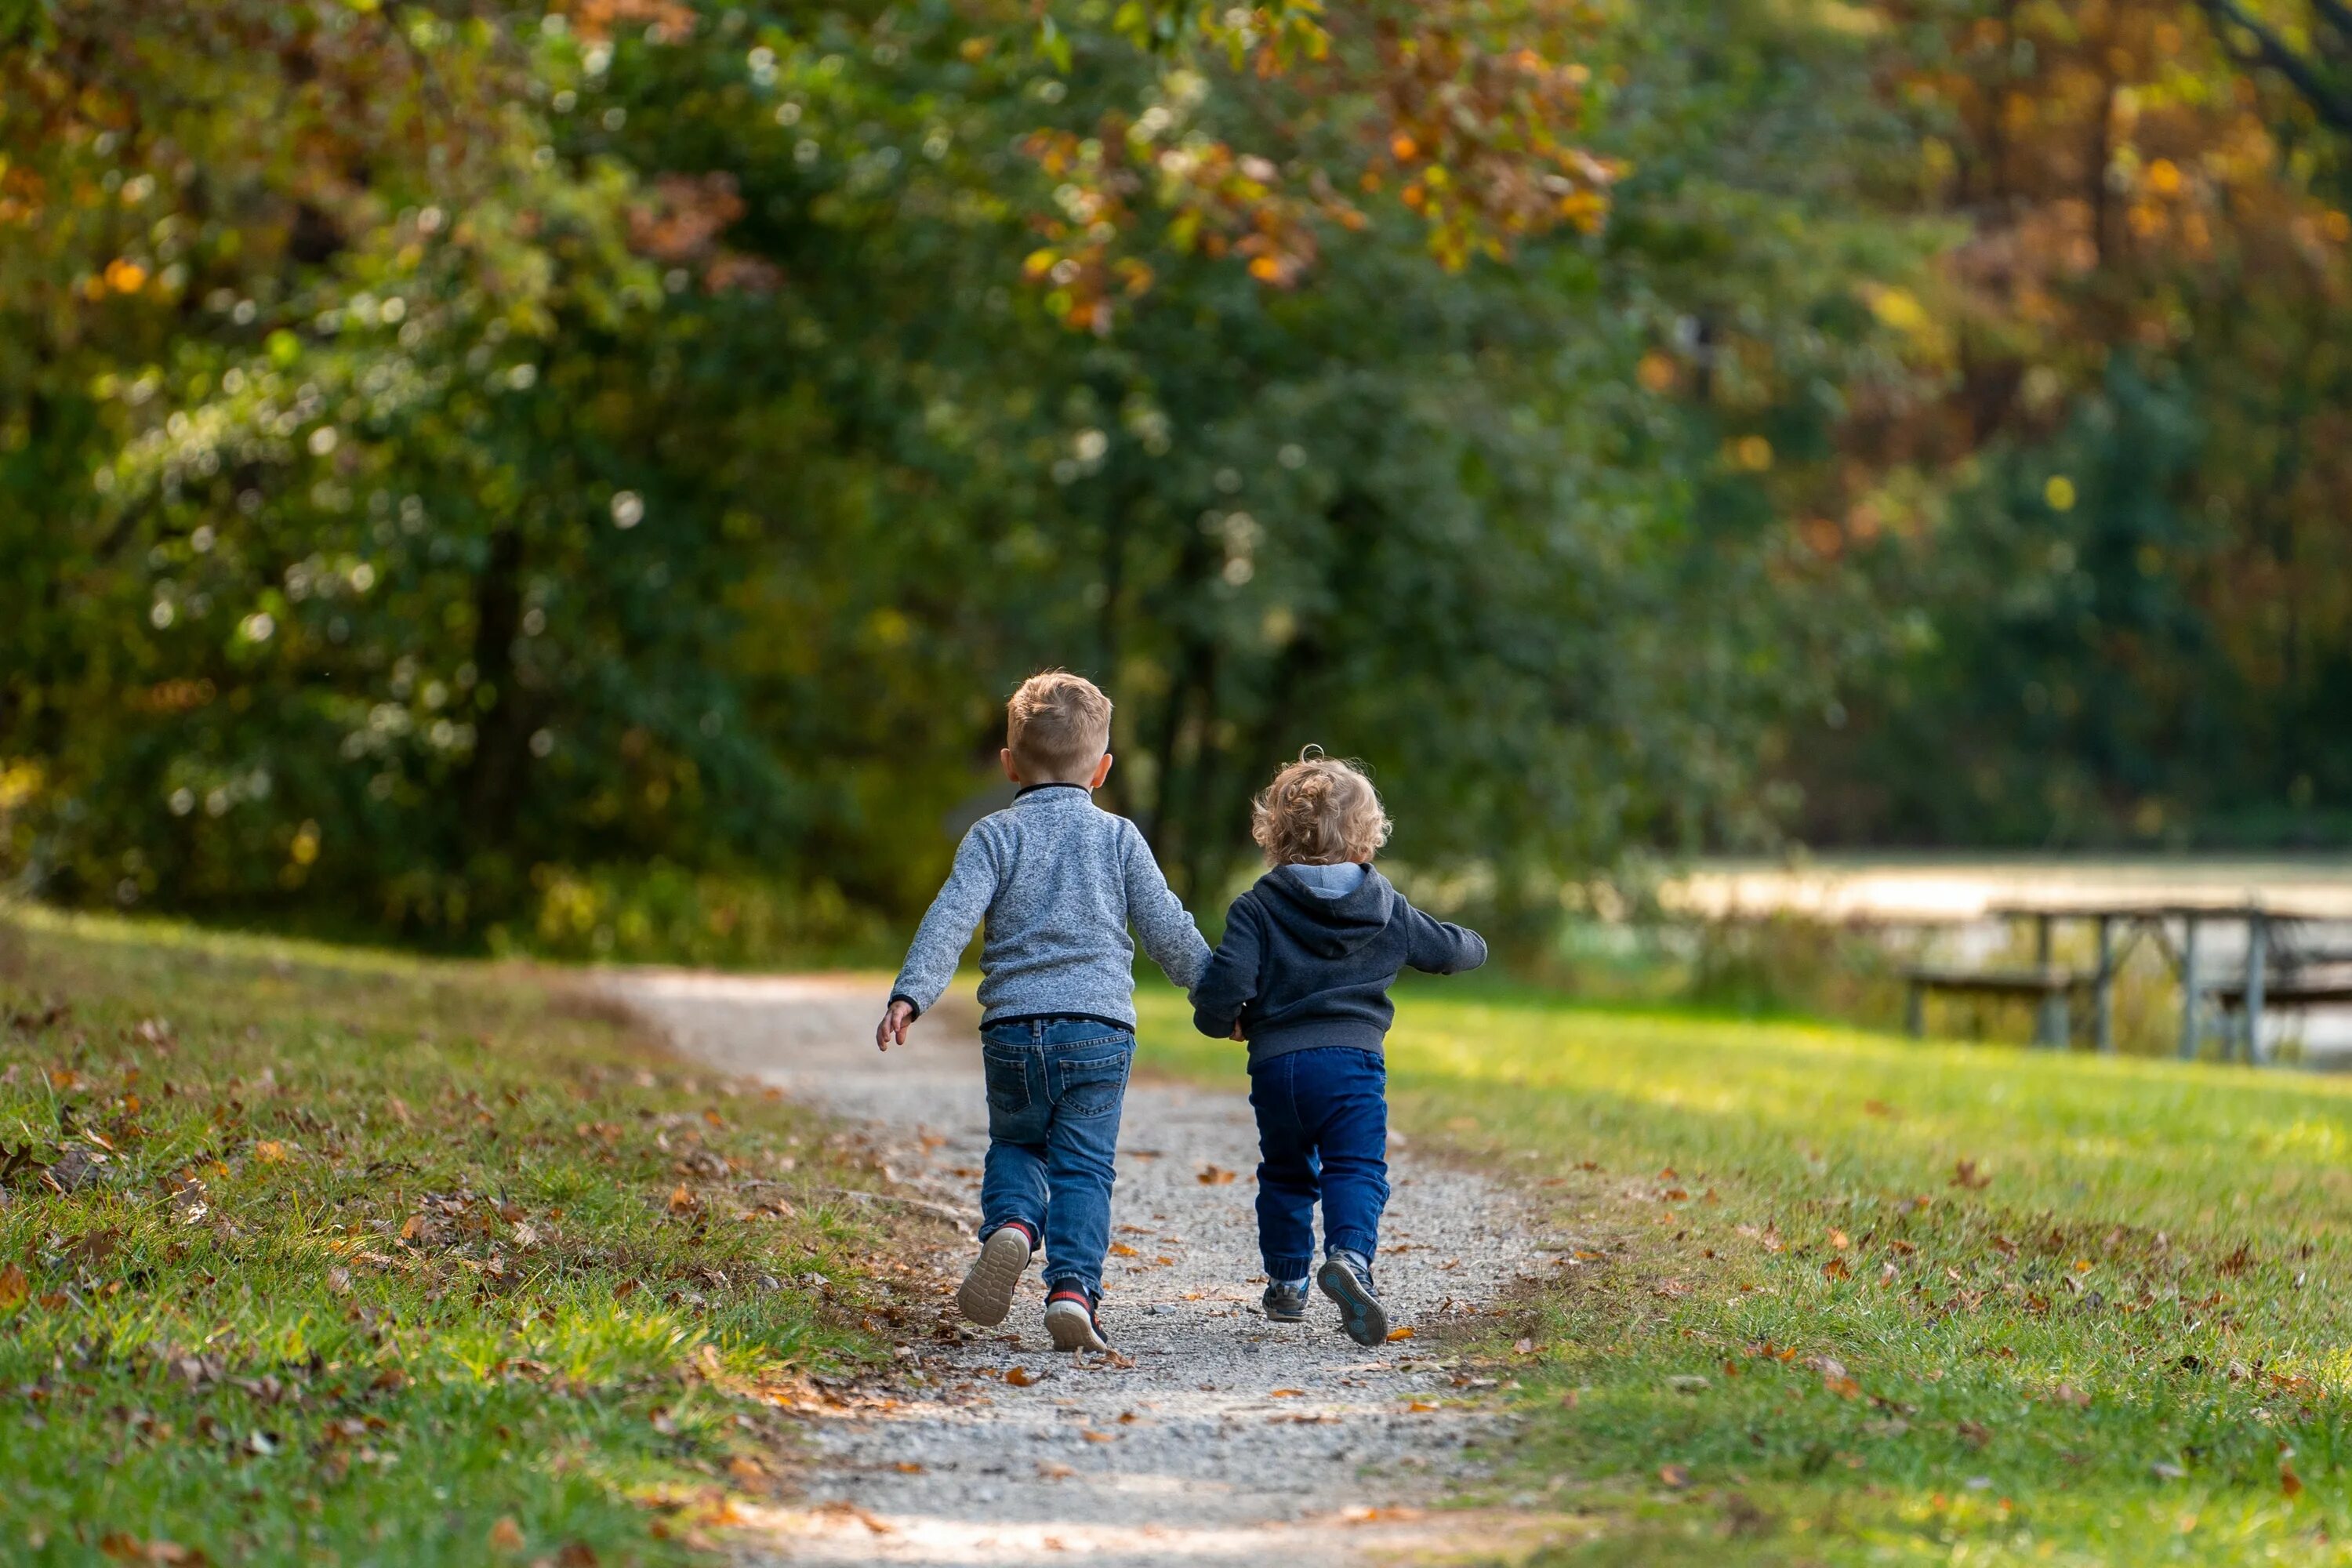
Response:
[1972,900,2350,1063]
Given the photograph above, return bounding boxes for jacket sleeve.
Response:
[1190,895,1265,1039]
[1401,899,1487,975]
[887,826,1000,1015]
[1123,823,1213,989]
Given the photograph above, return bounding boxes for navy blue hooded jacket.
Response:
[1189,862,1486,1069]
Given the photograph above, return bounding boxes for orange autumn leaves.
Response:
[1018,1,1620,333]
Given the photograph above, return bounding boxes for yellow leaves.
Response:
[254,1140,290,1163]
[0,1262,27,1312]
[667,1183,699,1214]
[1733,434,1773,472]
[102,258,148,294]
[1109,1242,1140,1257]
[1004,1365,1040,1387]
[488,1516,526,1552]
[2147,158,2183,196]
[1390,132,1420,162]
[1196,1163,1237,1185]
[1385,1325,1415,1342]
[2045,475,2077,511]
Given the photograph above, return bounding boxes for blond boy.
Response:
[877,672,1208,1350]
[1189,753,1486,1345]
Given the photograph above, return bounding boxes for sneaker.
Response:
[956,1224,1033,1327]
[1316,1248,1388,1348]
[1044,1286,1109,1352]
[1261,1279,1310,1322]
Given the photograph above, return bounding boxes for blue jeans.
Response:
[978,1018,1134,1299]
[1248,1046,1390,1281]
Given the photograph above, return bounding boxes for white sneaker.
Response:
[956,1226,1033,1326]
[1044,1290,1108,1352]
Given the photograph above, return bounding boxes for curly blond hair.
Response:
[1250,750,1391,866]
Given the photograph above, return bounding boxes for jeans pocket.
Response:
[982,1049,1033,1116]
[1053,1047,1131,1119]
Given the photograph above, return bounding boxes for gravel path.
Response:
[608,971,1544,1567]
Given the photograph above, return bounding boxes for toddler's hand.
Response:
[876,999,916,1052]
[1229,1021,1246,1042]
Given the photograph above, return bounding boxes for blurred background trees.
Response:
[2,0,2347,962]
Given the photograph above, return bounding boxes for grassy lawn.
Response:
[1133,982,2352,1566]
[0,909,903,1567]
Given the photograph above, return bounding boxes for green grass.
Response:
[1131,982,2352,1566]
[0,909,902,1566]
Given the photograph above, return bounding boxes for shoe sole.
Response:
[956,1229,1031,1327]
[1045,1299,1108,1352]
[1316,1258,1389,1348]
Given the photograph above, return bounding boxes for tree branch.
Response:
[2196,0,2352,133]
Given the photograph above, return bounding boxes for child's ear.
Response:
[1000,748,1022,784]
[1091,753,1115,789]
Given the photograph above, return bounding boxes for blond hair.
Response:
[1006,670,1113,782]
[1251,750,1391,866]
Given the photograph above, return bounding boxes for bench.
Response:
[1902,966,2089,1045]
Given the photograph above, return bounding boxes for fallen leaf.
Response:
[2049,1383,2091,1409]
[1270,1388,1306,1398]
[1384,1326,1415,1342]
[1004,1366,1039,1387]
[1405,1399,1439,1413]
[1828,1229,1851,1251]
[488,1516,525,1552]
[895,1461,924,1472]
[667,1185,698,1214]
[1196,1164,1237,1185]
[1659,1464,1691,1489]
[254,1141,289,1163]
[2282,1465,2304,1499]
[555,1544,599,1568]
[728,1457,766,1485]
[0,1263,27,1311]
[325,1265,353,1296]
[1109,1243,1140,1257]
[1080,1429,1115,1443]
[1822,1257,1852,1282]
[1037,1461,1074,1479]
[1951,1159,1991,1190]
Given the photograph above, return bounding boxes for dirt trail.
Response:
[608,971,1546,1567]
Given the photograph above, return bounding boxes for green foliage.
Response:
[0,0,1918,952]
[0,906,896,1565]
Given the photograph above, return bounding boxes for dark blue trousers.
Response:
[1247,1045,1390,1281]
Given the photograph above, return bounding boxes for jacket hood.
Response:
[1255,864,1394,959]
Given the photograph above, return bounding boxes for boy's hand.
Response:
[1229,1021,1246,1042]
[876,999,916,1052]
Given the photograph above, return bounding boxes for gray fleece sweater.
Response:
[888,783,1210,1028]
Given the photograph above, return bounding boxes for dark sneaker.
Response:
[1044,1287,1109,1352]
[1261,1280,1310,1322]
[1316,1249,1389,1348]
[956,1225,1033,1327]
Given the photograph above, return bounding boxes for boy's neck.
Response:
[1014,779,1092,797]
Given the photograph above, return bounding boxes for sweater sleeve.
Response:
[1401,899,1487,975]
[1123,823,1212,990]
[888,826,1000,1014]
[1190,895,1264,1039]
